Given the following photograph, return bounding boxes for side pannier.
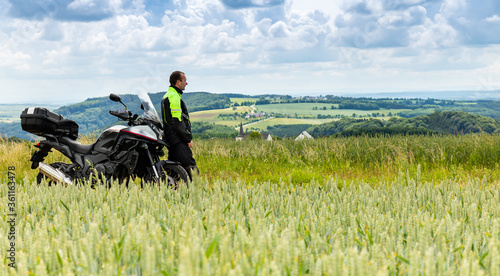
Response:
[20,107,79,139]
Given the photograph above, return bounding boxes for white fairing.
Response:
[98,125,126,139]
[122,125,158,141]
[107,125,127,132]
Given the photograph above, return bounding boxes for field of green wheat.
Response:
[1,135,500,275]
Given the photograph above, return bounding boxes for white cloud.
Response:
[1,0,500,103]
[408,14,459,48]
[486,14,500,22]
[67,0,97,10]
[0,48,31,70]
[439,0,466,17]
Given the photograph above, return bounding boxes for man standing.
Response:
[161,71,198,179]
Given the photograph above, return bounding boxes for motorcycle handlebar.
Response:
[109,110,147,126]
[109,110,132,120]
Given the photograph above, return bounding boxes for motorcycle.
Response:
[20,92,189,188]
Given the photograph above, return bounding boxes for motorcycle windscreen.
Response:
[138,92,161,124]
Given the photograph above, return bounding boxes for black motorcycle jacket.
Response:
[161,86,192,147]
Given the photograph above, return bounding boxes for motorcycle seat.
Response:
[60,136,94,154]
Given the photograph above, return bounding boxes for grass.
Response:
[193,134,500,185]
[3,134,500,185]
[1,172,500,274]
[1,134,500,274]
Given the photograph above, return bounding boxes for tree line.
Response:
[256,96,500,120]
[307,111,500,137]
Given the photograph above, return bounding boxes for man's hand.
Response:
[188,141,194,148]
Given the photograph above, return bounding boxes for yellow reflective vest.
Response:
[161,86,192,146]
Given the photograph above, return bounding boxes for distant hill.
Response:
[1,91,500,140]
[1,91,230,140]
[55,91,230,135]
[221,93,293,99]
[307,111,500,137]
[343,90,500,101]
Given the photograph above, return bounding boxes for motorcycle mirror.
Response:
[109,93,127,109]
[109,93,121,102]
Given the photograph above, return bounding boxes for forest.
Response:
[306,111,500,137]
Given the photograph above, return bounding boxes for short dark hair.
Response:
[169,71,184,86]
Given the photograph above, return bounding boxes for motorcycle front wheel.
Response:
[160,161,189,189]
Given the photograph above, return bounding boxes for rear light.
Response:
[35,142,41,148]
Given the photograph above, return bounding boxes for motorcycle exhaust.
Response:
[39,162,73,186]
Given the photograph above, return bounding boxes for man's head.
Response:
[170,71,187,91]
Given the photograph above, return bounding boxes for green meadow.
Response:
[1,134,500,274]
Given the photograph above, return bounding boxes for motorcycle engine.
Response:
[95,162,117,175]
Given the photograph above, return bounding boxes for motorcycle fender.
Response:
[30,140,54,169]
[159,160,181,166]
[156,139,168,147]
[31,150,49,169]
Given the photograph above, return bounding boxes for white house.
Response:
[261,133,273,141]
[295,131,313,140]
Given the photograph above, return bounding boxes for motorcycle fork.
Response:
[142,143,160,179]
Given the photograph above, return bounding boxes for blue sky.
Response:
[1,0,500,104]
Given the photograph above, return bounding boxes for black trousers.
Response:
[168,142,198,178]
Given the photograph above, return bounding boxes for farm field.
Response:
[190,106,255,127]
[189,102,408,132]
[1,135,500,274]
[255,103,410,117]
[0,105,24,123]
[0,104,60,123]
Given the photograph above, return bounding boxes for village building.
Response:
[245,111,266,119]
[295,131,313,140]
[236,122,272,141]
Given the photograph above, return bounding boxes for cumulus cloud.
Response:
[1,0,500,103]
[3,0,500,68]
[333,0,500,48]
[0,46,31,70]
[486,15,500,22]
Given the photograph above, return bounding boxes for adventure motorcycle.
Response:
[20,92,189,188]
